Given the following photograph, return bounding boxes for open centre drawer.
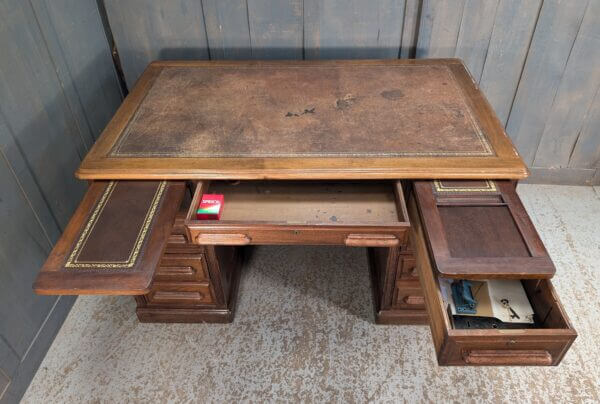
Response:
[409,180,576,366]
[185,180,410,247]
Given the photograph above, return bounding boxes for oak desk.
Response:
[34,60,575,366]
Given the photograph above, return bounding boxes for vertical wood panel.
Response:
[0,113,61,245]
[454,0,499,82]
[202,0,252,59]
[505,0,590,165]
[103,0,209,88]
[479,0,542,125]
[0,153,56,358]
[28,0,93,150]
[534,0,600,168]
[399,0,422,58]
[0,336,20,380]
[0,0,88,229]
[32,0,123,142]
[569,86,600,169]
[0,368,9,398]
[248,0,303,59]
[304,0,405,59]
[416,0,466,58]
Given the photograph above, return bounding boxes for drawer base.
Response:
[136,306,235,323]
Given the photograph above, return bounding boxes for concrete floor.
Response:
[23,185,600,403]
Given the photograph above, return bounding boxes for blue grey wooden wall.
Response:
[417,0,600,184]
[103,0,600,184]
[0,0,122,402]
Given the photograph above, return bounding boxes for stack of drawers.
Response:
[135,211,241,323]
[392,241,425,313]
[142,213,214,307]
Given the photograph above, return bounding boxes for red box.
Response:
[196,194,224,220]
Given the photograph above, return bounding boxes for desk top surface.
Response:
[77,59,527,180]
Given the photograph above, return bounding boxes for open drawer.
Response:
[185,181,410,246]
[409,181,576,366]
[34,181,185,295]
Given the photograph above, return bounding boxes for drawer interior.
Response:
[189,180,408,225]
[439,277,571,331]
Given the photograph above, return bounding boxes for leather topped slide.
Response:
[34,181,185,295]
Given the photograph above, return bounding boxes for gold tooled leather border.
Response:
[109,65,494,158]
[65,181,167,269]
[433,180,497,193]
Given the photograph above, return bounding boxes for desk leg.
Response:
[368,247,429,325]
[135,245,243,323]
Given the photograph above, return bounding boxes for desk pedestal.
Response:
[135,245,243,323]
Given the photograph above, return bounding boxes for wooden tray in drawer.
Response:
[408,194,576,366]
[185,181,410,246]
[413,180,556,279]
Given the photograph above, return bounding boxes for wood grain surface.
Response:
[77,59,527,180]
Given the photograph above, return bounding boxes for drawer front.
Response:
[165,238,205,254]
[165,212,205,254]
[393,280,425,309]
[408,193,576,366]
[186,180,411,247]
[155,253,209,282]
[445,335,576,366]
[189,225,409,247]
[167,234,188,245]
[146,282,214,306]
[397,256,417,279]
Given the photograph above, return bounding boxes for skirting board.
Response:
[522,167,599,185]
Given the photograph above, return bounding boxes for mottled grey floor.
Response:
[23,185,600,403]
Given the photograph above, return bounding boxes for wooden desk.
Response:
[34,60,575,366]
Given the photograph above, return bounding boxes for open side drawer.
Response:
[34,181,185,295]
[185,181,410,246]
[408,181,576,366]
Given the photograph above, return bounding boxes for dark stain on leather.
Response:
[285,107,316,117]
[381,89,404,100]
[336,94,357,110]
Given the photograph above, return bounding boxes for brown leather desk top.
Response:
[77,59,527,180]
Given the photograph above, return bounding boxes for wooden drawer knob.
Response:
[462,350,553,366]
[344,234,399,247]
[195,233,251,245]
[402,295,425,306]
